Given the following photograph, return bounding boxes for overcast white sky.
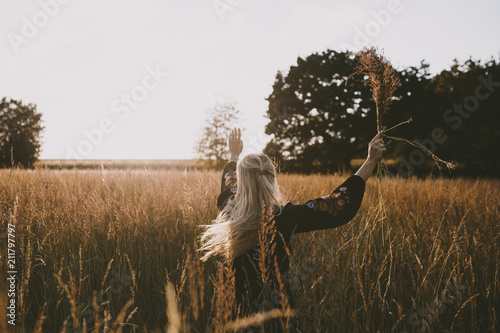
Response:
[1,0,499,159]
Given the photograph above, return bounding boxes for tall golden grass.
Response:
[348,47,456,251]
[0,168,498,332]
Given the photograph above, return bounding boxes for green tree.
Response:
[264,50,375,173]
[423,57,500,176]
[391,57,500,177]
[264,48,499,177]
[0,97,44,168]
[195,101,240,169]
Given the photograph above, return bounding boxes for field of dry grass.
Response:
[0,167,498,332]
[34,159,198,170]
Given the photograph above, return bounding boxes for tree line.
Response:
[262,50,499,177]
[2,49,499,177]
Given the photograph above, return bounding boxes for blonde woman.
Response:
[199,127,386,331]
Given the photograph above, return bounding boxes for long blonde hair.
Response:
[198,153,287,262]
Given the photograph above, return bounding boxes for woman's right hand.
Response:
[367,131,386,162]
[229,127,243,156]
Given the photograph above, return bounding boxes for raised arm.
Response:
[276,131,386,235]
[355,130,386,182]
[278,175,366,235]
[216,128,243,210]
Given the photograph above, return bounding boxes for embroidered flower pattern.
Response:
[305,186,351,217]
[225,171,237,189]
[317,198,329,212]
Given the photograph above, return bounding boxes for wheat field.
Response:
[0,168,498,332]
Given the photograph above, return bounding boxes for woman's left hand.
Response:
[229,127,243,155]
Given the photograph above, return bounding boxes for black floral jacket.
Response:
[216,160,366,321]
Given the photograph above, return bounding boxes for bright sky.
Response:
[1,0,499,159]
